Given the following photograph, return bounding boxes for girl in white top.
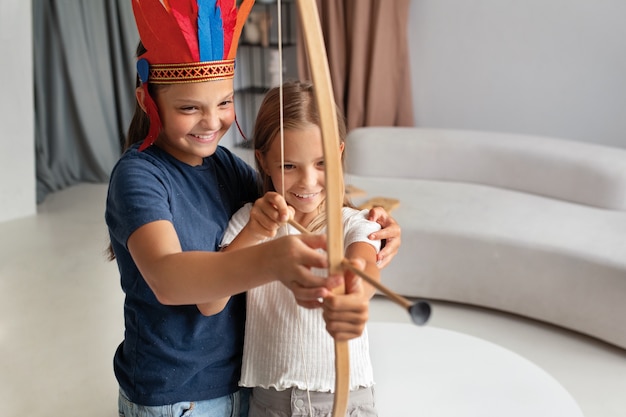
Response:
[200,81,382,416]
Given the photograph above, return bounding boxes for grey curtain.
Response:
[33,0,139,202]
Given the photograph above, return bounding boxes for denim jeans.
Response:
[119,388,250,417]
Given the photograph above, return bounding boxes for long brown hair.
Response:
[107,42,164,261]
[252,81,349,232]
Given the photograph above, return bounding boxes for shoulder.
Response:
[110,144,172,181]
[106,146,177,246]
[108,145,181,205]
[231,202,254,222]
[211,147,260,203]
[212,147,259,188]
[212,146,255,173]
[342,207,382,251]
[341,207,380,230]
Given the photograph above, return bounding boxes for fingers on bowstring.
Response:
[265,191,291,222]
[255,192,288,224]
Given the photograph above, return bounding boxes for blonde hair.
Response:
[252,81,349,232]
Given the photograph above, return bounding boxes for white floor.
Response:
[1,183,625,417]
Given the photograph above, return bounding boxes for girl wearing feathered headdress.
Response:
[106,1,401,416]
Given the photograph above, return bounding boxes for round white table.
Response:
[367,323,584,416]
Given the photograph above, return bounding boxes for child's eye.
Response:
[180,106,198,112]
[316,160,325,168]
[282,163,295,170]
[220,99,233,107]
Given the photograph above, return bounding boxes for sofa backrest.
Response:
[345,127,626,210]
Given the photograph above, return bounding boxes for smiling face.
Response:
[258,125,344,227]
[142,78,235,166]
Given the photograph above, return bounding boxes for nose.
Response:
[299,166,318,188]
[200,110,220,130]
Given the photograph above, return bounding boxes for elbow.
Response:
[152,288,230,315]
[144,276,180,306]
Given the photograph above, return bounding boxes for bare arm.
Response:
[344,242,380,299]
[367,207,402,268]
[196,193,294,315]
[128,219,333,315]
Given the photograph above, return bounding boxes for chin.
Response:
[195,141,221,155]
[294,202,323,215]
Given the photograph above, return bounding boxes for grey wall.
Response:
[0,0,36,222]
[409,0,626,148]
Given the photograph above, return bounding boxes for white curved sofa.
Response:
[345,127,626,349]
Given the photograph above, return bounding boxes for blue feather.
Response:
[197,0,224,61]
[212,4,224,59]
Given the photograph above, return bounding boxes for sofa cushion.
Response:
[347,174,626,348]
[346,127,626,210]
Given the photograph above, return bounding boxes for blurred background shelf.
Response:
[232,0,299,148]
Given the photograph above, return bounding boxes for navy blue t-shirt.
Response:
[106,143,260,406]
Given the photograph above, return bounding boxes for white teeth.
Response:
[294,192,317,198]
[192,134,213,140]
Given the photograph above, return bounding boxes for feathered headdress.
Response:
[132,0,255,150]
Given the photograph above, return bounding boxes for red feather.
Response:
[169,0,200,62]
[133,0,251,63]
[138,83,162,151]
[132,0,194,63]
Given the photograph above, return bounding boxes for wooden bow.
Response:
[294,1,350,415]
